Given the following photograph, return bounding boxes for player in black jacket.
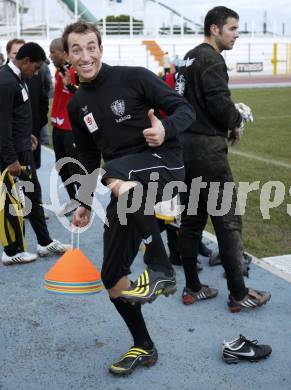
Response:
[5,39,51,170]
[0,43,70,265]
[177,6,271,311]
[63,21,195,375]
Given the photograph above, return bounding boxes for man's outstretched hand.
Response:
[143,109,165,147]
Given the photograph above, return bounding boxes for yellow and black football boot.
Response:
[109,346,158,375]
[120,267,176,304]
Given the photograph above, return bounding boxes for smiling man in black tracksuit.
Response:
[63,21,195,375]
[176,6,271,311]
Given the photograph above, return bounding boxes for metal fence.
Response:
[0,37,290,76]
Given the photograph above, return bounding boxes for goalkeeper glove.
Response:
[229,102,253,146]
[235,102,253,123]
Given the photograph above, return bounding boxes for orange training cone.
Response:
[44,248,103,295]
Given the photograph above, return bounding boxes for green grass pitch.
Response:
[225,87,291,257]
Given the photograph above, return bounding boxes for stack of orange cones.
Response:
[44,248,103,295]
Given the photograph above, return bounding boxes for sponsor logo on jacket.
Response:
[175,74,186,96]
[83,113,98,133]
[180,57,195,68]
[51,117,65,126]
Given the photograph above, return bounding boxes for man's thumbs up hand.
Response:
[147,108,159,127]
[143,109,166,147]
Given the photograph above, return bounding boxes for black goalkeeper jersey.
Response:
[68,63,195,173]
[177,43,242,137]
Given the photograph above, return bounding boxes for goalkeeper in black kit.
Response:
[63,21,195,375]
[176,6,271,311]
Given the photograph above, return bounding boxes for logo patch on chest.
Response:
[84,113,98,133]
[110,99,131,123]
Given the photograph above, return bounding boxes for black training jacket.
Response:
[0,65,32,163]
[177,43,242,137]
[68,63,195,173]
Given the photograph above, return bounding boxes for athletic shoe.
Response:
[120,268,176,304]
[222,334,272,364]
[2,251,37,265]
[182,285,218,305]
[109,346,158,375]
[228,288,271,313]
[199,241,212,257]
[37,239,72,257]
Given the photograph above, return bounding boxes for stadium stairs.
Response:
[142,40,164,67]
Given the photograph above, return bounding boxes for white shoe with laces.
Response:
[37,239,72,257]
[2,251,38,265]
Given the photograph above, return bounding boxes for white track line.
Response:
[230,82,291,89]
[258,255,291,283]
[256,114,291,120]
[229,149,291,169]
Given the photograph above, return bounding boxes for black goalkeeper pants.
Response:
[179,133,247,300]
